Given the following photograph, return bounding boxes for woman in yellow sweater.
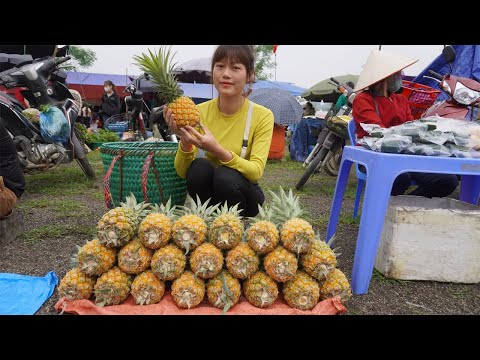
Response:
[164,45,274,216]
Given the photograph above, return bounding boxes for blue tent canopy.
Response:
[412,45,480,102]
[66,71,306,102]
[66,71,132,87]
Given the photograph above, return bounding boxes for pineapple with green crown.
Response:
[117,238,153,275]
[318,268,352,303]
[133,46,200,129]
[58,268,96,301]
[150,244,186,281]
[94,266,133,306]
[209,202,244,250]
[264,246,298,282]
[207,270,241,313]
[283,270,320,311]
[189,242,223,279]
[97,193,150,248]
[270,187,315,255]
[131,270,165,305]
[138,198,177,250]
[225,242,259,280]
[243,271,278,308]
[300,234,339,281]
[172,195,219,255]
[246,203,279,254]
[71,239,116,277]
[171,271,205,309]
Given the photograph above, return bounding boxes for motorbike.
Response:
[0,53,95,179]
[423,46,480,121]
[106,73,177,142]
[295,78,354,190]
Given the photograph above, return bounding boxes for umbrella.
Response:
[172,57,212,83]
[302,74,359,103]
[248,88,304,125]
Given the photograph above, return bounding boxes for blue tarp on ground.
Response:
[0,271,58,315]
[289,118,324,162]
[413,45,480,103]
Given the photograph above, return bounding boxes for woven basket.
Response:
[100,142,187,209]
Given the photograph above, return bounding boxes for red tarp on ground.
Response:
[55,292,347,315]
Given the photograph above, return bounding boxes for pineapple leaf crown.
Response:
[150,197,178,219]
[269,187,306,223]
[246,203,278,225]
[120,192,151,219]
[132,46,183,103]
[214,201,244,219]
[177,194,220,224]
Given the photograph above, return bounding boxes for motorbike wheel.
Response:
[73,127,96,179]
[324,147,343,177]
[295,147,329,190]
[76,157,96,179]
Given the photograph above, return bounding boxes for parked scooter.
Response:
[0,53,95,178]
[423,46,480,121]
[295,78,353,190]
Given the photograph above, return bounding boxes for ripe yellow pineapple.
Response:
[189,242,223,279]
[300,237,338,281]
[97,193,150,248]
[243,271,278,308]
[58,268,96,301]
[206,270,241,313]
[138,198,177,250]
[150,244,186,281]
[171,271,205,309]
[283,270,320,311]
[263,246,298,282]
[246,204,279,254]
[71,239,117,277]
[270,187,315,255]
[208,202,244,250]
[318,268,352,303]
[172,195,219,255]
[225,242,259,280]
[133,46,200,129]
[131,270,165,305]
[94,266,133,307]
[117,238,153,275]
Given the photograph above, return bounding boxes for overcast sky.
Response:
[82,45,444,90]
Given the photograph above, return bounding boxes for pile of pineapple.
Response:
[58,188,351,312]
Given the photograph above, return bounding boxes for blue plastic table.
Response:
[326,146,480,295]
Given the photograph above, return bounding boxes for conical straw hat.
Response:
[354,49,418,92]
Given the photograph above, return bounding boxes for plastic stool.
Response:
[327,145,480,295]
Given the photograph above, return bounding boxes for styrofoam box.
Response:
[374,195,480,283]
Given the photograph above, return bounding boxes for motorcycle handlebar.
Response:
[330,77,340,85]
[54,56,71,66]
[428,70,444,81]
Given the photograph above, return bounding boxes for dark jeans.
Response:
[0,120,25,198]
[186,158,265,217]
[359,165,459,198]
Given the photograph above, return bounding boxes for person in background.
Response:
[352,49,458,198]
[303,101,316,116]
[164,45,274,217]
[101,80,121,128]
[0,120,25,218]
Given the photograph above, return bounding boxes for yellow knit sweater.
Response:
[174,98,274,183]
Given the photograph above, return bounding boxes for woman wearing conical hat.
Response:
[352,49,458,198]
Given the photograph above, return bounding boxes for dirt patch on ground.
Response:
[1,151,478,315]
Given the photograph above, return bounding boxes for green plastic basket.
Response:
[100,142,187,209]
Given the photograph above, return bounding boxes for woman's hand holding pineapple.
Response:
[164,106,233,162]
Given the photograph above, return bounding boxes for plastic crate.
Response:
[401,80,441,119]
